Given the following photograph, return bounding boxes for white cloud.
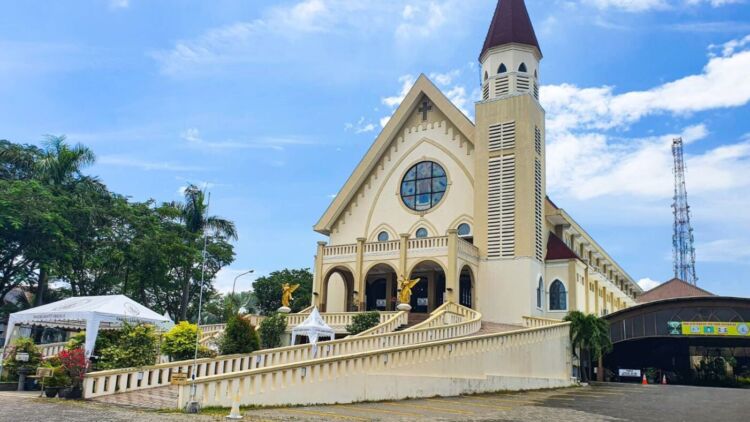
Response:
[345,117,376,134]
[213,268,259,294]
[543,36,750,203]
[395,2,447,41]
[109,0,129,9]
[584,0,742,11]
[638,277,662,290]
[180,128,313,151]
[98,155,206,172]
[696,238,750,263]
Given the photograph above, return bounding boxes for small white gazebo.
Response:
[290,307,334,353]
[2,295,173,359]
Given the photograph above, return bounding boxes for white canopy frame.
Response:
[290,307,334,357]
[1,295,173,365]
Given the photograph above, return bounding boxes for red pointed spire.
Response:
[479,0,541,61]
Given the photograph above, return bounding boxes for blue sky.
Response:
[1,0,749,297]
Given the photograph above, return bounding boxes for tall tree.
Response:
[167,185,237,321]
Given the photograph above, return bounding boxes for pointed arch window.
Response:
[498,63,507,74]
[549,280,567,311]
[484,71,489,81]
[518,63,528,73]
[536,278,544,309]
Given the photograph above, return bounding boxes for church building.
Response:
[311,0,642,325]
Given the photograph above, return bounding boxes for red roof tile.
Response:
[480,0,541,60]
[546,232,579,261]
[637,278,715,303]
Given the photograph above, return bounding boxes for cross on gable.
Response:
[418,98,432,121]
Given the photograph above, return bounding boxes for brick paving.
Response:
[90,385,178,409]
[3,383,748,421]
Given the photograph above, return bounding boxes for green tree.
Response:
[564,311,612,382]
[165,185,237,321]
[258,313,287,349]
[161,321,215,361]
[253,269,312,315]
[346,312,380,335]
[219,315,260,355]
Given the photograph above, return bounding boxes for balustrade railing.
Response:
[407,236,448,251]
[176,322,571,409]
[39,342,67,358]
[83,304,477,399]
[522,316,563,328]
[364,240,400,254]
[353,311,409,337]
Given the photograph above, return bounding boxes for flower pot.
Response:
[44,387,60,398]
[60,386,82,399]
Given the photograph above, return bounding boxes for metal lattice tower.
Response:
[671,137,697,285]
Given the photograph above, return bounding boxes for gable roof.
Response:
[546,231,579,261]
[314,74,475,235]
[480,0,541,60]
[637,278,715,303]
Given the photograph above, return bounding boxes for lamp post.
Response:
[231,269,254,312]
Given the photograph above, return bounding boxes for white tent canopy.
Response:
[290,307,334,352]
[2,295,173,359]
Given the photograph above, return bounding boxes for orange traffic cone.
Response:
[662,374,667,385]
[642,374,648,385]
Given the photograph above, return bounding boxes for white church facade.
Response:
[311,0,642,325]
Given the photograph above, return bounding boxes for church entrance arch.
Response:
[408,260,446,313]
[459,265,474,309]
[364,263,398,311]
[323,266,354,313]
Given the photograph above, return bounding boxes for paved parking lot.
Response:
[1,383,747,421]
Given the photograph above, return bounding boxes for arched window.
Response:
[534,69,538,78]
[457,223,471,237]
[377,231,390,242]
[536,278,544,309]
[415,228,428,238]
[549,280,567,311]
[518,63,527,73]
[498,63,507,74]
[484,71,488,81]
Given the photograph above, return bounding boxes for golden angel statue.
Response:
[398,275,421,304]
[281,283,300,308]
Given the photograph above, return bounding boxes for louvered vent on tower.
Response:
[488,155,516,258]
[495,75,510,96]
[534,158,543,262]
[483,83,490,100]
[534,126,542,155]
[488,121,516,152]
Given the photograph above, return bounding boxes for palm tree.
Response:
[33,136,98,306]
[170,184,238,320]
[564,311,612,382]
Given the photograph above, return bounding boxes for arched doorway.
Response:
[364,263,398,311]
[408,260,446,313]
[459,266,474,309]
[323,267,354,313]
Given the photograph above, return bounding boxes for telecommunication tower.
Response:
[671,137,697,285]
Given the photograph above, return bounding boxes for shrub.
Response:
[64,324,159,370]
[345,312,380,335]
[59,348,88,388]
[2,337,42,378]
[219,315,260,355]
[258,313,287,349]
[161,321,214,361]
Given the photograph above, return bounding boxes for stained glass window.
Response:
[377,231,389,242]
[457,223,471,236]
[416,228,428,238]
[549,280,567,311]
[400,161,447,211]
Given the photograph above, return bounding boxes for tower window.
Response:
[518,63,527,73]
[549,280,567,311]
[498,63,507,74]
[457,223,471,237]
[415,228,428,238]
[377,231,390,242]
[484,71,488,81]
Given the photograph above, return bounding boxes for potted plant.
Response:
[44,366,69,398]
[58,348,88,399]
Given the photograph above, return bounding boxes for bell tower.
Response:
[473,0,547,323]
